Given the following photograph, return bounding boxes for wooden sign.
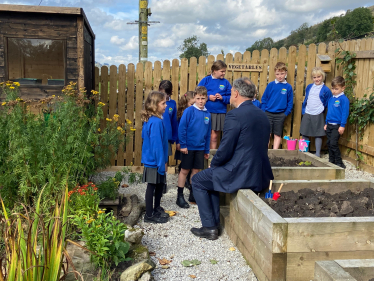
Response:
[227,63,264,72]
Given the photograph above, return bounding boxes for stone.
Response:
[340,201,354,215]
[63,242,96,281]
[331,203,339,213]
[138,271,152,281]
[121,195,145,227]
[120,196,133,217]
[125,229,144,244]
[120,260,155,281]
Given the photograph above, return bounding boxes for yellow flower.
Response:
[117,126,122,131]
[9,86,15,90]
[106,118,112,122]
[86,219,95,224]
[98,102,105,106]
[52,95,55,98]
[126,119,132,124]
[114,114,120,118]
[98,210,105,214]
[91,90,99,95]
[98,128,101,132]
[2,102,6,106]
[96,225,101,228]
[130,162,133,166]
[0,82,4,86]
[130,127,136,131]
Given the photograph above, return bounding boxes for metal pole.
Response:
[139,0,148,65]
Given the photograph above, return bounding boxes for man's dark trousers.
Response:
[191,168,220,228]
[326,124,342,165]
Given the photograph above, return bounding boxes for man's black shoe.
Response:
[155,206,170,218]
[217,224,222,236]
[190,227,218,240]
[162,183,168,194]
[176,194,190,208]
[144,213,168,224]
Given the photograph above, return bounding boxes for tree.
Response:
[285,22,309,47]
[335,7,374,39]
[246,37,274,52]
[178,35,209,61]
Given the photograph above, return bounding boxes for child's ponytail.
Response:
[141,91,166,122]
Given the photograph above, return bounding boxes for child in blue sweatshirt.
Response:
[159,80,178,194]
[324,76,349,169]
[300,67,332,157]
[261,62,293,149]
[177,86,211,209]
[141,91,170,224]
[242,76,261,108]
[198,60,231,149]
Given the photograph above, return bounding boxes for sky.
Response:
[1,0,373,66]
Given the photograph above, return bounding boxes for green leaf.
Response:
[210,259,218,265]
[191,259,201,266]
[181,260,193,267]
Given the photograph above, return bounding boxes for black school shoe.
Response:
[176,194,190,208]
[155,206,170,218]
[190,227,218,240]
[144,212,168,224]
[336,162,346,169]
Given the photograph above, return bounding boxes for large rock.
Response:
[121,195,145,227]
[125,229,144,244]
[63,242,96,281]
[120,259,155,281]
[340,201,354,215]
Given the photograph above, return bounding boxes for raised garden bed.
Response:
[220,178,374,281]
[209,149,345,180]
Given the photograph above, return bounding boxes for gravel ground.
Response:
[321,152,374,180]
[96,171,257,281]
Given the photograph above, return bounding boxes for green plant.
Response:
[0,186,77,281]
[298,161,312,166]
[0,81,131,212]
[71,209,131,279]
[128,172,142,185]
[68,182,100,217]
[97,172,123,200]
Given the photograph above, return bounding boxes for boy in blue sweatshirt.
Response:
[324,76,349,169]
[159,80,178,194]
[177,86,211,209]
[261,62,293,149]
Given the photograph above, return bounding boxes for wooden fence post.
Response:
[126,64,135,166]
[134,63,144,166]
[117,64,126,166]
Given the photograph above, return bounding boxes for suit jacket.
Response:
[211,100,273,193]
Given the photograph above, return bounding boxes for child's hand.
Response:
[209,95,217,101]
[338,127,345,135]
[204,153,209,160]
[215,93,223,100]
[176,144,180,151]
[324,125,327,131]
[180,148,188,154]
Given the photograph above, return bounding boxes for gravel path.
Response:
[96,171,257,281]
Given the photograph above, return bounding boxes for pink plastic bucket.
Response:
[286,139,297,150]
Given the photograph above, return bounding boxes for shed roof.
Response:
[0,4,95,38]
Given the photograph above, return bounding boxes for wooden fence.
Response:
[95,39,374,169]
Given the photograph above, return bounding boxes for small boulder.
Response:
[330,203,339,213]
[340,201,354,215]
[125,229,144,244]
[138,272,152,281]
[120,260,155,281]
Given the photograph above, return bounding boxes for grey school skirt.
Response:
[142,167,166,184]
[211,113,226,131]
[299,112,326,137]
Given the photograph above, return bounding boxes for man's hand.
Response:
[324,124,327,131]
[215,93,223,100]
[338,126,345,135]
[209,95,217,102]
[176,144,181,151]
[181,148,188,154]
[204,153,209,160]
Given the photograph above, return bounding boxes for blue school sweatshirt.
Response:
[162,98,178,143]
[325,93,350,127]
[198,75,232,114]
[252,99,261,108]
[178,104,211,154]
[141,116,169,175]
[261,81,294,116]
[302,84,332,115]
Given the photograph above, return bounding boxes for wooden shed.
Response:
[0,4,95,99]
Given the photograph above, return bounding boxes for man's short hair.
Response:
[331,76,345,87]
[232,78,256,99]
[195,86,208,96]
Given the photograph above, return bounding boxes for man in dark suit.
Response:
[190,77,274,240]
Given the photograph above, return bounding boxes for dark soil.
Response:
[262,188,374,218]
[269,156,316,167]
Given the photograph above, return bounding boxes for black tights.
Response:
[145,183,164,217]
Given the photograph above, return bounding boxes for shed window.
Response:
[7,38,65,86]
